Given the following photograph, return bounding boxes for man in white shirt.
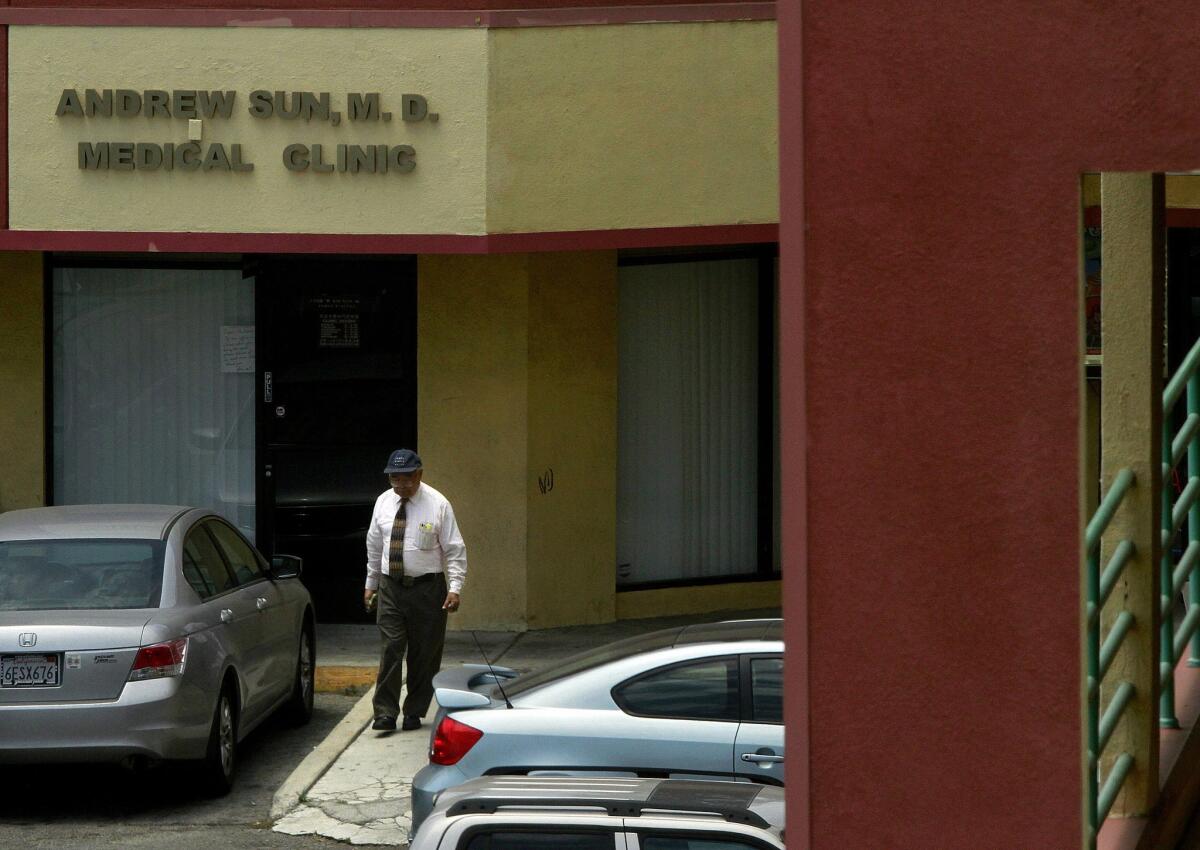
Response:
[364,449,467,732]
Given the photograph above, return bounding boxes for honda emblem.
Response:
[18,633,36,648]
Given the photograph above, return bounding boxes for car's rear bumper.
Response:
[411,762,471,835]
[0,676,212,763]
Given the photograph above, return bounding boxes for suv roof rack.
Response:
[446,781,770,829]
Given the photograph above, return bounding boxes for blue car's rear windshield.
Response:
[0,539,165,611]
[503,626,686,698]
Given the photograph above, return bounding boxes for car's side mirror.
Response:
[271,554,303,579]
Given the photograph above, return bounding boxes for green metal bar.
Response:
[1163,336,1200,413]
[1097,752,1136,825]
[1171,541,1200,603]
[1087,468,1136,555]
[1101,611,1135,681]
[1190,375,1200,665]
[1171,477,1200,540]
[1164,416,1179,728]
[1098,681,1136,756]
[1170,413,1200,474]
[1100,540,1136,609]
[1176,605,1200,664]
[1087,541,1101,845]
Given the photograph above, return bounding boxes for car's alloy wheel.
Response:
[200,684,237,795]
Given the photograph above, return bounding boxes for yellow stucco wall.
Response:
[9,21,777,236]
[616,579,781,620]
[420,251,620,630]
[487,22,778,233]
[418,254,530,630]
[9,27,489,234]
[525,252,617,628]
[0,252,46,511]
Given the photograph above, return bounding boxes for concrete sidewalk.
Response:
[271,608,779,846]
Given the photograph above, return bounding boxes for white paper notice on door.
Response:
[221,326,255,373]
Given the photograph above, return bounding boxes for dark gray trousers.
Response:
[373,571,447,720]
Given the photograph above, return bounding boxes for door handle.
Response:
[256,597,269,611]
[220,608,233,624]
[741,753,784,764]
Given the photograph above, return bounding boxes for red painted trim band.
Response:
[0,223,777,254]
[0,4,775,28]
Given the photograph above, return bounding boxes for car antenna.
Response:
[472,631,513,709]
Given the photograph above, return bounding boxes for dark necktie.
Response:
[388,498,408,574]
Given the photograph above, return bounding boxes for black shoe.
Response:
[401,715,422,731]
[372,715,397,731]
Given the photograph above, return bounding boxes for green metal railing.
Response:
[1159,338,1200,730]
[1086,467,1138,848]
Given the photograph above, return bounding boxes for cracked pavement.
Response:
[273,706,431,846]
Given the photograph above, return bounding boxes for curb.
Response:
[270,683,377,822]
[315,665,378,694]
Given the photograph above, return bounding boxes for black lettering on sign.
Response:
[347,92,381,121]
[537,468,555,495]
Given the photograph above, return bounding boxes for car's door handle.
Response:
[741,752,784,764]
[256,597,269,611]
[220,608,233,624]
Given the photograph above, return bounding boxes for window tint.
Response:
[182,527,237,599]
[0,539,163,611]
[615,657,739,721]
[640,836,769,850]
[503,626,685,699]
[751,657,783,724]
[463,831,614,849]
[206,521,264,585]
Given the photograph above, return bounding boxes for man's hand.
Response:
[442,592,461,613]
[364,589,377,611]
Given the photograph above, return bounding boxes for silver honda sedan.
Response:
[0,505,315,794]
[411,618,783,833]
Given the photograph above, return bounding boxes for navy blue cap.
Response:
[383,449,422,474]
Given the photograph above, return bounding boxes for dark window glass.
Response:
[750,657,783,724]
[0,539,163,611]
[206,521,264,585]
[463,831,614,850]
[182,528,237,599]
[615,657,739,721]
[504,626,685,699]
[640,836,768,850]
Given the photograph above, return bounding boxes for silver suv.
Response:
[409,775,785,849]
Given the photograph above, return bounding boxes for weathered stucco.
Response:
[10,26,489,234]
[8,21,777,237]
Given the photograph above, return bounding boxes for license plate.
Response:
[0,653,61,688]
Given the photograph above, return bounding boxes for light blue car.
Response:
[411,618,783,834]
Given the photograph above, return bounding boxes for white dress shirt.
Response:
[364,482,467,594]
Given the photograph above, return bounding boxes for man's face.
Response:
[388,469,423,498]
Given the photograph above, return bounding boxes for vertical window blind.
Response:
[617,258,760,586]
[52,267,257,540]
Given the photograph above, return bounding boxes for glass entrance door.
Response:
[256,256,417,622]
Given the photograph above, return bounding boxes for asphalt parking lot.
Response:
[0,692,360,850]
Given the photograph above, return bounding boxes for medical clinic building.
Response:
[0,3,779,629]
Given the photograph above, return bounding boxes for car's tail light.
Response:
[430,716,483,765]
[128,638,187,681]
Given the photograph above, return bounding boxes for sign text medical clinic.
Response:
[55,88,435,174]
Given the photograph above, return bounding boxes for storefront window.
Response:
[52,266,257,539]
[617,255,768,586]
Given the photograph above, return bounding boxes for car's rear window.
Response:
[503,626,686,698]
[0,539,165,611]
